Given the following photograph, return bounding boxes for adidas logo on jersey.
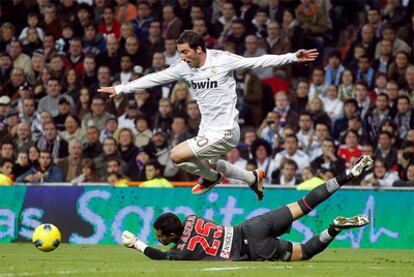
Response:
[190,78,218,90]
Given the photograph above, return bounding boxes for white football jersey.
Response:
[115,49,298,132]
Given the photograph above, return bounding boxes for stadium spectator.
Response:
[70,158,100,185]
[355,55,375,89]
[0,108,20,143]
[55,23,75,54]
[96,36,121,74]
[48,55,66,84]
[56,139,83,182]
[104,158,124,181]
[307,122,330,161]
[76,87,92,121]
[81,96,112,133]
[0,157,14,185]
[27,145,39,168]
[393,163,414,187]
[152,98,173,135]
[169,114,192,149]
[366,7,383,39]
[60,114,82,143]
[5,68,26,100]
[9,41,31,77]
[371,72,388,99]
[308,66,328,99]
[295,0,329,65]
[192,19,217,49]
[118,99,138,130]
[100,117,118,143]
[15,122,33,153]
[250,138,272,182]
[251,7,269,39]
[114,55,133,84]
[122,35,149,69]
[355,81,373,118]
[147,129,178,178]
[271,158,300,186]
[186,100,201,136]
[375,25,411,59]
[324,50,345,86]
[170,82,191,115]
[365,93,391,142]
[16,150,63,183]
[311,138,345,177]
[394,95,414,140]
[372,40,393,74]
[124,145,152,181]
[82,22,106,57]
[375,131,398,170]
[141,21,165,61]
[257,111,280,147]
[83,126,103,159]
[270,134,310,175]
[129,0,153,40]
[387,51,411,88]
[140,160,173,187]
[163,37,179,66]
[213,1,238,39]
[344,24,377,64]
[0,52,12,85]
[13,151,30,179]
[320,85,343,123]
[134,116,152,147]
[306,97,331,129]
[281,9,303,51]
[296,112,313,152]
[115,0,137,24]
[117,127,138,164]
[134,89,156,119]
[162,5,182,39]
[361,159,399,187]
[0,23,15,53]
[1,141,15,159]
[338,130,363,169]
[42,34,57,63]
[94,137,123,177]
[273,92,299,131]
[82,55,97,88]
[53,97,72,132]
[37,78,63,117]
[98,5,121,39]
[36,121,68,160]
[338,115,367,145]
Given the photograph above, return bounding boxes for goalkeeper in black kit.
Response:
[122,155,373,261]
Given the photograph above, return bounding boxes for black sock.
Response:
[301,227,339,260]
[298,174,351,214]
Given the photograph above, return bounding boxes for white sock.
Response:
[216,159,255,184]
[177,159,219,181]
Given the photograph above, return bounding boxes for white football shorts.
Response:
[187,125,240,163]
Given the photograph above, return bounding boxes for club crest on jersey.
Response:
[190,78,218,90]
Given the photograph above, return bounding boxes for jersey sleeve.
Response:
[114,61,184,94]
[222,51,298,71]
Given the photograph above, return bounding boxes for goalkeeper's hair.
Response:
[153,213,184,236]
[176,30,206,52]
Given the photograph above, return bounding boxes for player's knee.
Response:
[170,149,183,164]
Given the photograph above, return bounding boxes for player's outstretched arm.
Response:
[294,49,319,62]
[98,63,183,97]
[122,230,169,260]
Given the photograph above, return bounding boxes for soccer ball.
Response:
[32,224,61,252]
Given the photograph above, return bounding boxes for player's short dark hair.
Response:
[153,213,184,236]
[176,30,206,52]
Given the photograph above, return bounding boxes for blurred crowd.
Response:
[0,0,412,187]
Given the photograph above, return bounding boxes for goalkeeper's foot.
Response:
[122,230,137,248]
[350,155,374,177]
[332,214,370,230]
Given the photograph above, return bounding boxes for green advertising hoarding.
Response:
[0,186,413,249]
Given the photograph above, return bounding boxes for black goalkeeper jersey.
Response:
[164,215,244,261]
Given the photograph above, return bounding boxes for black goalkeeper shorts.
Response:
[240,206,293,261]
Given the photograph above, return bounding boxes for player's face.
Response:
[177,43,201,68]
[155,229,173,245]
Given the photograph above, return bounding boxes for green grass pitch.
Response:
[1,244,413,277]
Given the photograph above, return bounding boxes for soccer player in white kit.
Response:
[98,31,318,199]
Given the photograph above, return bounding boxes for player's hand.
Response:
[121,231,137,248]
[97,86,116,98]
[295,49,319,62]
